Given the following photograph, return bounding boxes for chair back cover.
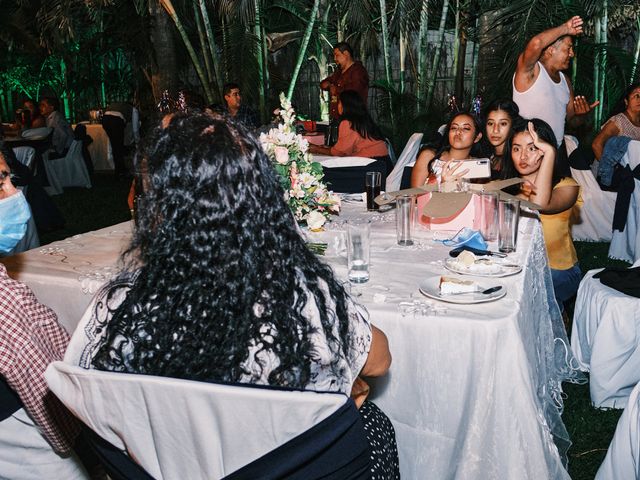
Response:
[45,362,364,480]
[609,140,640,262]
[386,133,423,191]
[595,380,640,479]
[12,147,36,170]
[43,140,91,195]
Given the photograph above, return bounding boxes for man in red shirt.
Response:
[320,42,369,120]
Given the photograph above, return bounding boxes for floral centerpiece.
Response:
[259,93,340,230]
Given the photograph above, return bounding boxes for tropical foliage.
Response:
[0,0,638,141]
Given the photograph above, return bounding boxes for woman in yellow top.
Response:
[503,118,582,311]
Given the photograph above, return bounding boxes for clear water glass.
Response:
[347,221,371,283]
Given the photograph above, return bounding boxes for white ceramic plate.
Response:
[444,257,522,278]
[419,275,507,304]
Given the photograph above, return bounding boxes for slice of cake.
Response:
[439,276,477,295]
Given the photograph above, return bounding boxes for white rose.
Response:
[274,146,289,164]
[306,211,326,230]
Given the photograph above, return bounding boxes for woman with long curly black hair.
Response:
[72,112,399,478]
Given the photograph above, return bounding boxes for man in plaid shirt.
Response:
[0,264,89,478]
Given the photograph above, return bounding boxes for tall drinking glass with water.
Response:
[347,221,371,283]
[396,195,415,246]
[498,198,520,253]
[479,192,498,242]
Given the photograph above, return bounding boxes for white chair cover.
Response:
[312,155,376,168]
[21,127,52,139]
[571,262,640,408]
[565,136,617,242]
[609,140,640,262]
[45,362,347,480]
[12,146,36,171]
[385,132,423,191]
[595,380,640,479]
[43,141,91,195]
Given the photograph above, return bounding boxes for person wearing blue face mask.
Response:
[0,152,31,255]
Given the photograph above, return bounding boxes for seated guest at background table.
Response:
[482,99,521,179]
[308,90,389,164]
[320,42,369,120]
[39,97,74,159]
[502,118,581,312]
[23,98,46,129]
[411,111,483,187]
[73,112,400,478]
[209,82,259,129]
[592,82,640,160]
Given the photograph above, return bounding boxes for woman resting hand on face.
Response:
[503,118,582,312]
[410,111,483,187]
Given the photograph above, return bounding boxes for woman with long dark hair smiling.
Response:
[72,112,399,478]
[309,90,388,159]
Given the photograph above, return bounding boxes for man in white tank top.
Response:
[513,16,599,147]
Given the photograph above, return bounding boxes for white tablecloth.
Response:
[609,140,640,263]
[0,205,581,479]
[571,265,640,409]
[306,204,580,479]
[75,123,114,171]
[0,222,131,333]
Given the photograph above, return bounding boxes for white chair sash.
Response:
[43,141,91,195]
[12,147,36,170]
[45,362,347,480]
[385,133,423,191]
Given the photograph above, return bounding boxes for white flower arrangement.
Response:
[260,93,340,229]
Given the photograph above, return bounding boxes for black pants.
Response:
[102,115,127,175]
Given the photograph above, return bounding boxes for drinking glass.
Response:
[498,198,520,253]
[396,195,415,246]
[347,221,371,283]
[366,171,382,211]
[478,192,498,242]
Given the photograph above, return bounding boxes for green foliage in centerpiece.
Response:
[259,93,340,229]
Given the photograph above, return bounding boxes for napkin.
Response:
[439,227,488,250]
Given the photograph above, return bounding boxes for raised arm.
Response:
[514,16,583,91]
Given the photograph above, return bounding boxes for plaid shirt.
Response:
[0,264,80,454]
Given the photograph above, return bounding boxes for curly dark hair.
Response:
[91,113,353,388]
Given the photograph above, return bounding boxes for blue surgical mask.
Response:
[0,192,31,254]
[440,227,488,250]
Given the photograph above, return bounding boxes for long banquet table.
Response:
[0,202,581,479]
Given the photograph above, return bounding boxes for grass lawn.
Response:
[39,178,629,479]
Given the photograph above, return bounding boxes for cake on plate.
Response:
[439,276,477,295]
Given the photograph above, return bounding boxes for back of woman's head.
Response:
[92,113,352,386]
[339,90,384,141]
